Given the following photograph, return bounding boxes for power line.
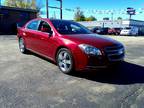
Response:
[45,0,144,19]
[46,0,63,19]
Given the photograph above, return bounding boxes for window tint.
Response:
[38,21,52,33]
[27,20,39,30]
[51,20,91,35]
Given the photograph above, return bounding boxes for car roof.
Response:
[35,18,73,22]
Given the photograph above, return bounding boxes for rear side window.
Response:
[26,20,40,30]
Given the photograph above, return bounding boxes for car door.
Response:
[36,20,57,59]
[24,20,40,51]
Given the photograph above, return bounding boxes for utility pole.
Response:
[56,0,62,19]
[60,0,62,19]
[127,7,135,20]
[129,14,132,20]
[46,0,64,19]
[46,0,49,18]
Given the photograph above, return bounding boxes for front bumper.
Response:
[75,44,125,71]
[85,55,124,70]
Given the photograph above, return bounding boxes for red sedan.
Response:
[108,28,122,35]
[17,18,125,74]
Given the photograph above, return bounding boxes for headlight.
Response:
[79,44,102,56]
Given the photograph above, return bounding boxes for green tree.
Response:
[117,17,122,20]
[4,0,37,9]
[103,17,110,20]
[85,16,97,21]
[31,0,36,9]
[74,7,86,21]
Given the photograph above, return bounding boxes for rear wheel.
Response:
[56,48,74,74]
[19,37,28,54]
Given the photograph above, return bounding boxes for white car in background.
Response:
[120,27,139,36]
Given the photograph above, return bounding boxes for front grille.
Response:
[104,44,125,61]
[87,56,106,66]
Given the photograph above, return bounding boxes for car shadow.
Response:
[70,61,144,85]
[29,52,144,85]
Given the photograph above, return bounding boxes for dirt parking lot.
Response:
[0,35,144,108]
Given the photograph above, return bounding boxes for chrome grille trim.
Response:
[104,44,125,61]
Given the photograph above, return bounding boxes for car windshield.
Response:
[50,20,92,35]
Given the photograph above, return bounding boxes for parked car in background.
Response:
[101,27,109,35]
[17,18,125,74]
[91,26,103,34]
[120,27,139,36]
[91,27,109,35]
[108,28,122,35]
[138,27,144,35]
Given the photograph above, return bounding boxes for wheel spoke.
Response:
[63,63,68,70]
[21,44,24,49]
[59,62,63,67]
[58,53,63,60]
[65,60,71,65]
[64,52,68,59]
[19,39,25,52]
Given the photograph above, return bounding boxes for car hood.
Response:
[64,34,122,49]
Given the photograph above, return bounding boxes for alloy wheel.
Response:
[57,50,73,73]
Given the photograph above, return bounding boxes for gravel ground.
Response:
[0,35,144,108]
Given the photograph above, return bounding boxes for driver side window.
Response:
[39,21,52,33]
[26,20,40,30]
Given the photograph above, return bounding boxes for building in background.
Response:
[0,6,38,34]
[78,19,144,35]
[78,20,123,28]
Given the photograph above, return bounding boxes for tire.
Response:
[56,48,74,74]
[19,37,28,54]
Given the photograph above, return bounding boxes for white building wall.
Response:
[78,20,144,29]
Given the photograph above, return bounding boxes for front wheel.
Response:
[56,48,74,74]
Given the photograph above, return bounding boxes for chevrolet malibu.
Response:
[17,18,125,74]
